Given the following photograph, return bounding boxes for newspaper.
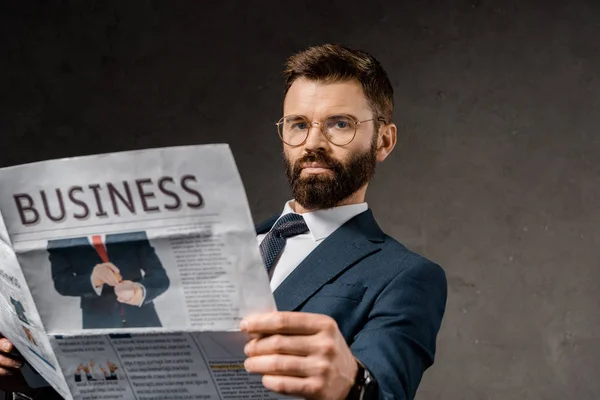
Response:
[0,144,289,400]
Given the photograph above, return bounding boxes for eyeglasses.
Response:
[276,114,387,147]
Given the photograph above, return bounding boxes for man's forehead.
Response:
[283,78,369,115]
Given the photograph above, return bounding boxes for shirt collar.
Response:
[277,199,368,242]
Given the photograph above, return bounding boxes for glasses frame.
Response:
[275,114,387,147]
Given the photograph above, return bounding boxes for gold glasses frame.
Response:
[275,114,387,147]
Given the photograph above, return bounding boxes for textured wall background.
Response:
[1,1,599,399]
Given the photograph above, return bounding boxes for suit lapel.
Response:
[271,209,385,312]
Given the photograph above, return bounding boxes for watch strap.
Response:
[347,357,377,400]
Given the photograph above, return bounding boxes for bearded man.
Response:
[241,44,448,400]
[0,44,447,400]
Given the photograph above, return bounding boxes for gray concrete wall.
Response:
[1,1,599,399]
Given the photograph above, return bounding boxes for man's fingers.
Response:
[0,368,15,377]
[0,354,23,370]
[0,339,14,353]
[117,281,134,289]
[106,269,121,286]
[261,375,324,398]
[95,264,121,286]
[115,283,134,301]
[93,266,115,286]
[105,263,120,274]
[244,335,314,357]
[241,312,333,335]
[115,281,132,292]
[95,270,110,286]
[100,269,119,286]
[244,354,317,378]
[116,297,131,305]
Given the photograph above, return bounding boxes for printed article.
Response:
[50,332,293,400]
[0,212,73,398]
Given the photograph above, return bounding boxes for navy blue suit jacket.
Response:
[47,231,169,329]
[256,209,447,400]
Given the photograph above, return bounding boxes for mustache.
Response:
[293,152,338,171]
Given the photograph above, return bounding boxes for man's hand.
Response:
[0,334,32,393]
[91,263,121,288]
[241,312,358,400]
[114,281,143,306]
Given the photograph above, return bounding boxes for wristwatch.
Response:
[347,358,378,400]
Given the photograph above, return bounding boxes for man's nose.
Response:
[303,123,330,151]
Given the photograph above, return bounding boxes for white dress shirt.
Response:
[257,200,368,291]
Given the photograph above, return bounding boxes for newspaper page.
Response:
[0,144,292,400]
[49,331,287,400]
[0,211,73,398]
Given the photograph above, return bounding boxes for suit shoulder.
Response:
[108,231,149,243]
[47,236,87,250]
[369,235,448,308]
[378,234,446,280]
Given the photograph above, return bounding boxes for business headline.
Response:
[12,174,204,226]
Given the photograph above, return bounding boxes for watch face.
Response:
[351,359,377,399]
[362,365,372,384]
[363,369,378,399]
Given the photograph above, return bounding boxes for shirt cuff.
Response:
[135,283,146,307]
[90,276,103,296]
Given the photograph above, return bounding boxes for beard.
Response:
[284,136,378,211]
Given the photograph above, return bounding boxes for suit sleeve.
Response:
[134,236,170,305]
[48,243,99,298]
[350,259,448,400]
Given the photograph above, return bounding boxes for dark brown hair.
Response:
[283,44,394,124]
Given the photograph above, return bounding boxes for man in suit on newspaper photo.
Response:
[47,230,170,329]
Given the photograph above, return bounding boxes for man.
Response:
[240,44,447,400]
[47,230,170,329]
[0,44,446,399]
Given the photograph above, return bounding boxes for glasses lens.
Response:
[279,116,309,146]
[324,115,357,145]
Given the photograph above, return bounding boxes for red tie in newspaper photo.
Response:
[91,235,127,326]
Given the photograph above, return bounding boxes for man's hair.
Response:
[283,44,394,124]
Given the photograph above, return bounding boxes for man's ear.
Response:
[376,123,397,162]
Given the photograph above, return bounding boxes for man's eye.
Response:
[291,122,308,130]
[326,117,353,130]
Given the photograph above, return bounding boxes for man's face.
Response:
[282,78,379,210]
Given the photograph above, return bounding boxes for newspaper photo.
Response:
[0,144,294,400]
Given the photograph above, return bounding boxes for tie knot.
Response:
[271,213,309,239]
